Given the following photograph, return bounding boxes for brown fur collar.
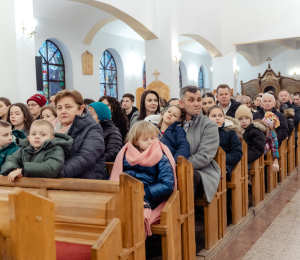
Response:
[283,108,295,118]
[252,119,268,137]
[224,116,245,138]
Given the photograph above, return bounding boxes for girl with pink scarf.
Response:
[110,121,176,238]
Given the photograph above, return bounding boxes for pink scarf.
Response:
[110,139,177,238]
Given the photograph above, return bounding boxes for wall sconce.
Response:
[234,66,239,74]
[175,53,181,64]
[22,20,36,39]
[210,67,213,73]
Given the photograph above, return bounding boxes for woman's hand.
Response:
[7,169,23,182]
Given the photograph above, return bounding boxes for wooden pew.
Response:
[0,174,146,260]
[287,129,296,175]
[226,139,248,225]
[264,149,277,193]
[296,124,300,167]
[0,188,56,260]
[278,139,288,183]
[250,154,265,207]
[195,147,227,250]
[107,157,196,260]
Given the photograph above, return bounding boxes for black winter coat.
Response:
[113,119,128,143]
[60,113,107,180]
[253,107,288,146]
[281,101,300,137]
[243,121,266,164]
[218,125,243,179]
[226,99,241,118]
[100,119,123,162]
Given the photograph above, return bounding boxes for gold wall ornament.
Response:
[262,75,277,82]
[82,51,93,75]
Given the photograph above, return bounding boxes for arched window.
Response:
[100,50,117,98]
[37,40,65,101]
[179,67,182,88]
[199,67,204,89]
[143,62,146,89]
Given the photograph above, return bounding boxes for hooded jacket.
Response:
[100,119,123,162]
[113,118,128,142]
[1,133,73,178]
[243,120,267,164]
[218,117,243,179]
[159,121,190,163]
[281,101,300,137]
[253,107,288,146]
[126,106,139,125]
[59,113,107,180]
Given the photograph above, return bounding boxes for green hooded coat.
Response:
[1,133,73,178]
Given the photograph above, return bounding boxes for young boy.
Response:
[235,105,267,171]
[0,120,20,174]
[1,120,73,181]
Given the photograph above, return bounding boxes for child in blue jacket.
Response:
[156,105,190,163]
[208,105,243,180]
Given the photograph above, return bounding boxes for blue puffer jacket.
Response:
[160,122,190,163]
[123,153,175,209]
[218,120,243,180]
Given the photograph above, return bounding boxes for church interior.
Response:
[2,0,300,259]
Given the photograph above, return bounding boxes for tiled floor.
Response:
[212,172,300,260]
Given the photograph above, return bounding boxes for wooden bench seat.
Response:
[195,147,227,250]
[264,149,277,193]
[287,129,296,175]
[278,139,288,183]
[296,125,300,167]
[0,188,56,260]
[250,154,265,207]
[0,174,146,260]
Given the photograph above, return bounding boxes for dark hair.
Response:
[252,94,262,102]
[294,92,300,97]
[157,105,185,128]
[7,103,34,131]
[216,84,230,95]
[123,93,135,102]
[264,86,277,95]
[55,89,84,107]
[207,105,224,117]
[167,98,179,106]
[84,99,95,106]
[99,96,128,127]
[202,92,215,101]
[138,90,160,121]
[0,97,11,107]
[180,85,201,100]
[159,97,167,108]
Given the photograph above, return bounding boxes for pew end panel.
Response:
[296,125,300,167]
[0,188,56,260]
[287,130,296,175]
[265,149,277,193]
[278,139,288,183]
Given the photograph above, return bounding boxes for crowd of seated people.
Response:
[0,84,299,239]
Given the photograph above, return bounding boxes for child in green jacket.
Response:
[1,119,73,181]
[0,120,20,174]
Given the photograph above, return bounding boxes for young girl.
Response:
[202,93,216,115]
[40,105,58,127]
[207,105,243,179]
[235,105,267,171]
[7,103,34,136]
[262,112,280,172]
[157,105,190,163]
[110,121,176,238]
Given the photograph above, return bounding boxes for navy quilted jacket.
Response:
[123,153,174,209]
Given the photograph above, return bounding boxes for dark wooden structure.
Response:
[241,60,300,97]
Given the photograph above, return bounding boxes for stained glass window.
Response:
[199,67,204,89]
[143,62,146,89]
[37,40,65,101]
[100,50,117,98]
[179,67,182,88]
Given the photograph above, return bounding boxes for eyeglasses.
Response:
[27,103,38,108]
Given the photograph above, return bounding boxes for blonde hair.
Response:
[30,119,55,136]
[127,121,160,146]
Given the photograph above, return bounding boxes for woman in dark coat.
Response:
[207,105,243,179]
[54,90,106,180]
[88,102,123,162]
[99,96,128,142]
